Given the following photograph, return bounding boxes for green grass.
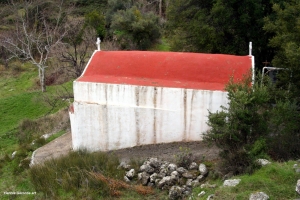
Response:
[150,38,171,51]
[29,150,164,199]
[192,161,300,200]
[45,130,66,143]
[0,66,73,154]
[0,63,73,200]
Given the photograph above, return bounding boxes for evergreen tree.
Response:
[264,0,300,101]
[166,0,275,68]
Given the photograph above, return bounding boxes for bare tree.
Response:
[54,18,96,78]
[0,0,69,92]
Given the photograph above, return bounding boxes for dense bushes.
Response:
[110,6,161,50]
[204,74,300,174]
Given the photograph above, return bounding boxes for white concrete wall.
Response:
[70,82,229,151]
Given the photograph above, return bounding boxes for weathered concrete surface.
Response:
[30,132,72,166]
[70,83,228,151]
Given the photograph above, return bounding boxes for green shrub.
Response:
[175,147,194,169]
[204,74,271,174]
[110,6,161,50]
[267,100,300,160]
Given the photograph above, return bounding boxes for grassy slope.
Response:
[0,64,72,199]
[192,161,300,199]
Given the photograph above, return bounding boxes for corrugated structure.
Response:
[70,51,254,151]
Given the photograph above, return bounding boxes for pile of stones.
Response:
[119,157,210,199]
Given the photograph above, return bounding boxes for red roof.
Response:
[77,51,253,91]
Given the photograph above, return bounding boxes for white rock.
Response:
[207,194,214,200]
[199,163,208,176]
[197,174,205,182]
[168,163,177,173]
[149,173,158,183]
[11,151,17,159]
[198,191,206,197]
[125,169,135,179]
[249,192,269,200]
[293,164,298,169]
[189,162,198,170]
[118,161,131,170]
[223,179,241,187]
[171,171,179,177]
[256,159,271,166]
[296,179,300,195]
[201,183,216,188]
[124,176,130,182]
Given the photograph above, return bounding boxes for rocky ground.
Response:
[31,131,220,165]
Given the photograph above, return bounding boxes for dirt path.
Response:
[31,132,220,165]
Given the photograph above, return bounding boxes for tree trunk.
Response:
[39,67,46,92]
[159,0,162,18]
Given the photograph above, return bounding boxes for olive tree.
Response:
[1,0,70,92]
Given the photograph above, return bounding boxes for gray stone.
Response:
[169,186,183,200]
[158,176,177,189]
[189,162,198,170]
[177,167,188,174]
[223,179,241,187]
[296,179,300,195]
[140,164,155,174]
[11,151,17,159]
[118,161,131,170]
[201,183,216,189]
[256,159,271,166]
[149,173,158,183]
[137,172,142,180]
[249,192,269,200]
[293,164,298,169]
[191,179,200,187]
[186,179,193,187]
[159,163,168,175]
[168,163,177,173]
[148,157,161,168]
[124,176,130,182]
[199,163,208,176]
[125,169,135,179]
[182,185,192,196]
[182,171,194,179]
[197,174,206,182]
[138,172,150,186]
[207,194,214,200]
[171,170,179,177]
[198,191,206,197]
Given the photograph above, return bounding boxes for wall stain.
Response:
[183,89,187,141]
[189,90,196,139]
[135,86,140,146]
[104,84,109,150]
[153,87,157,144]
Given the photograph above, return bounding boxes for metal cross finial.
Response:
[96,37,101,51]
